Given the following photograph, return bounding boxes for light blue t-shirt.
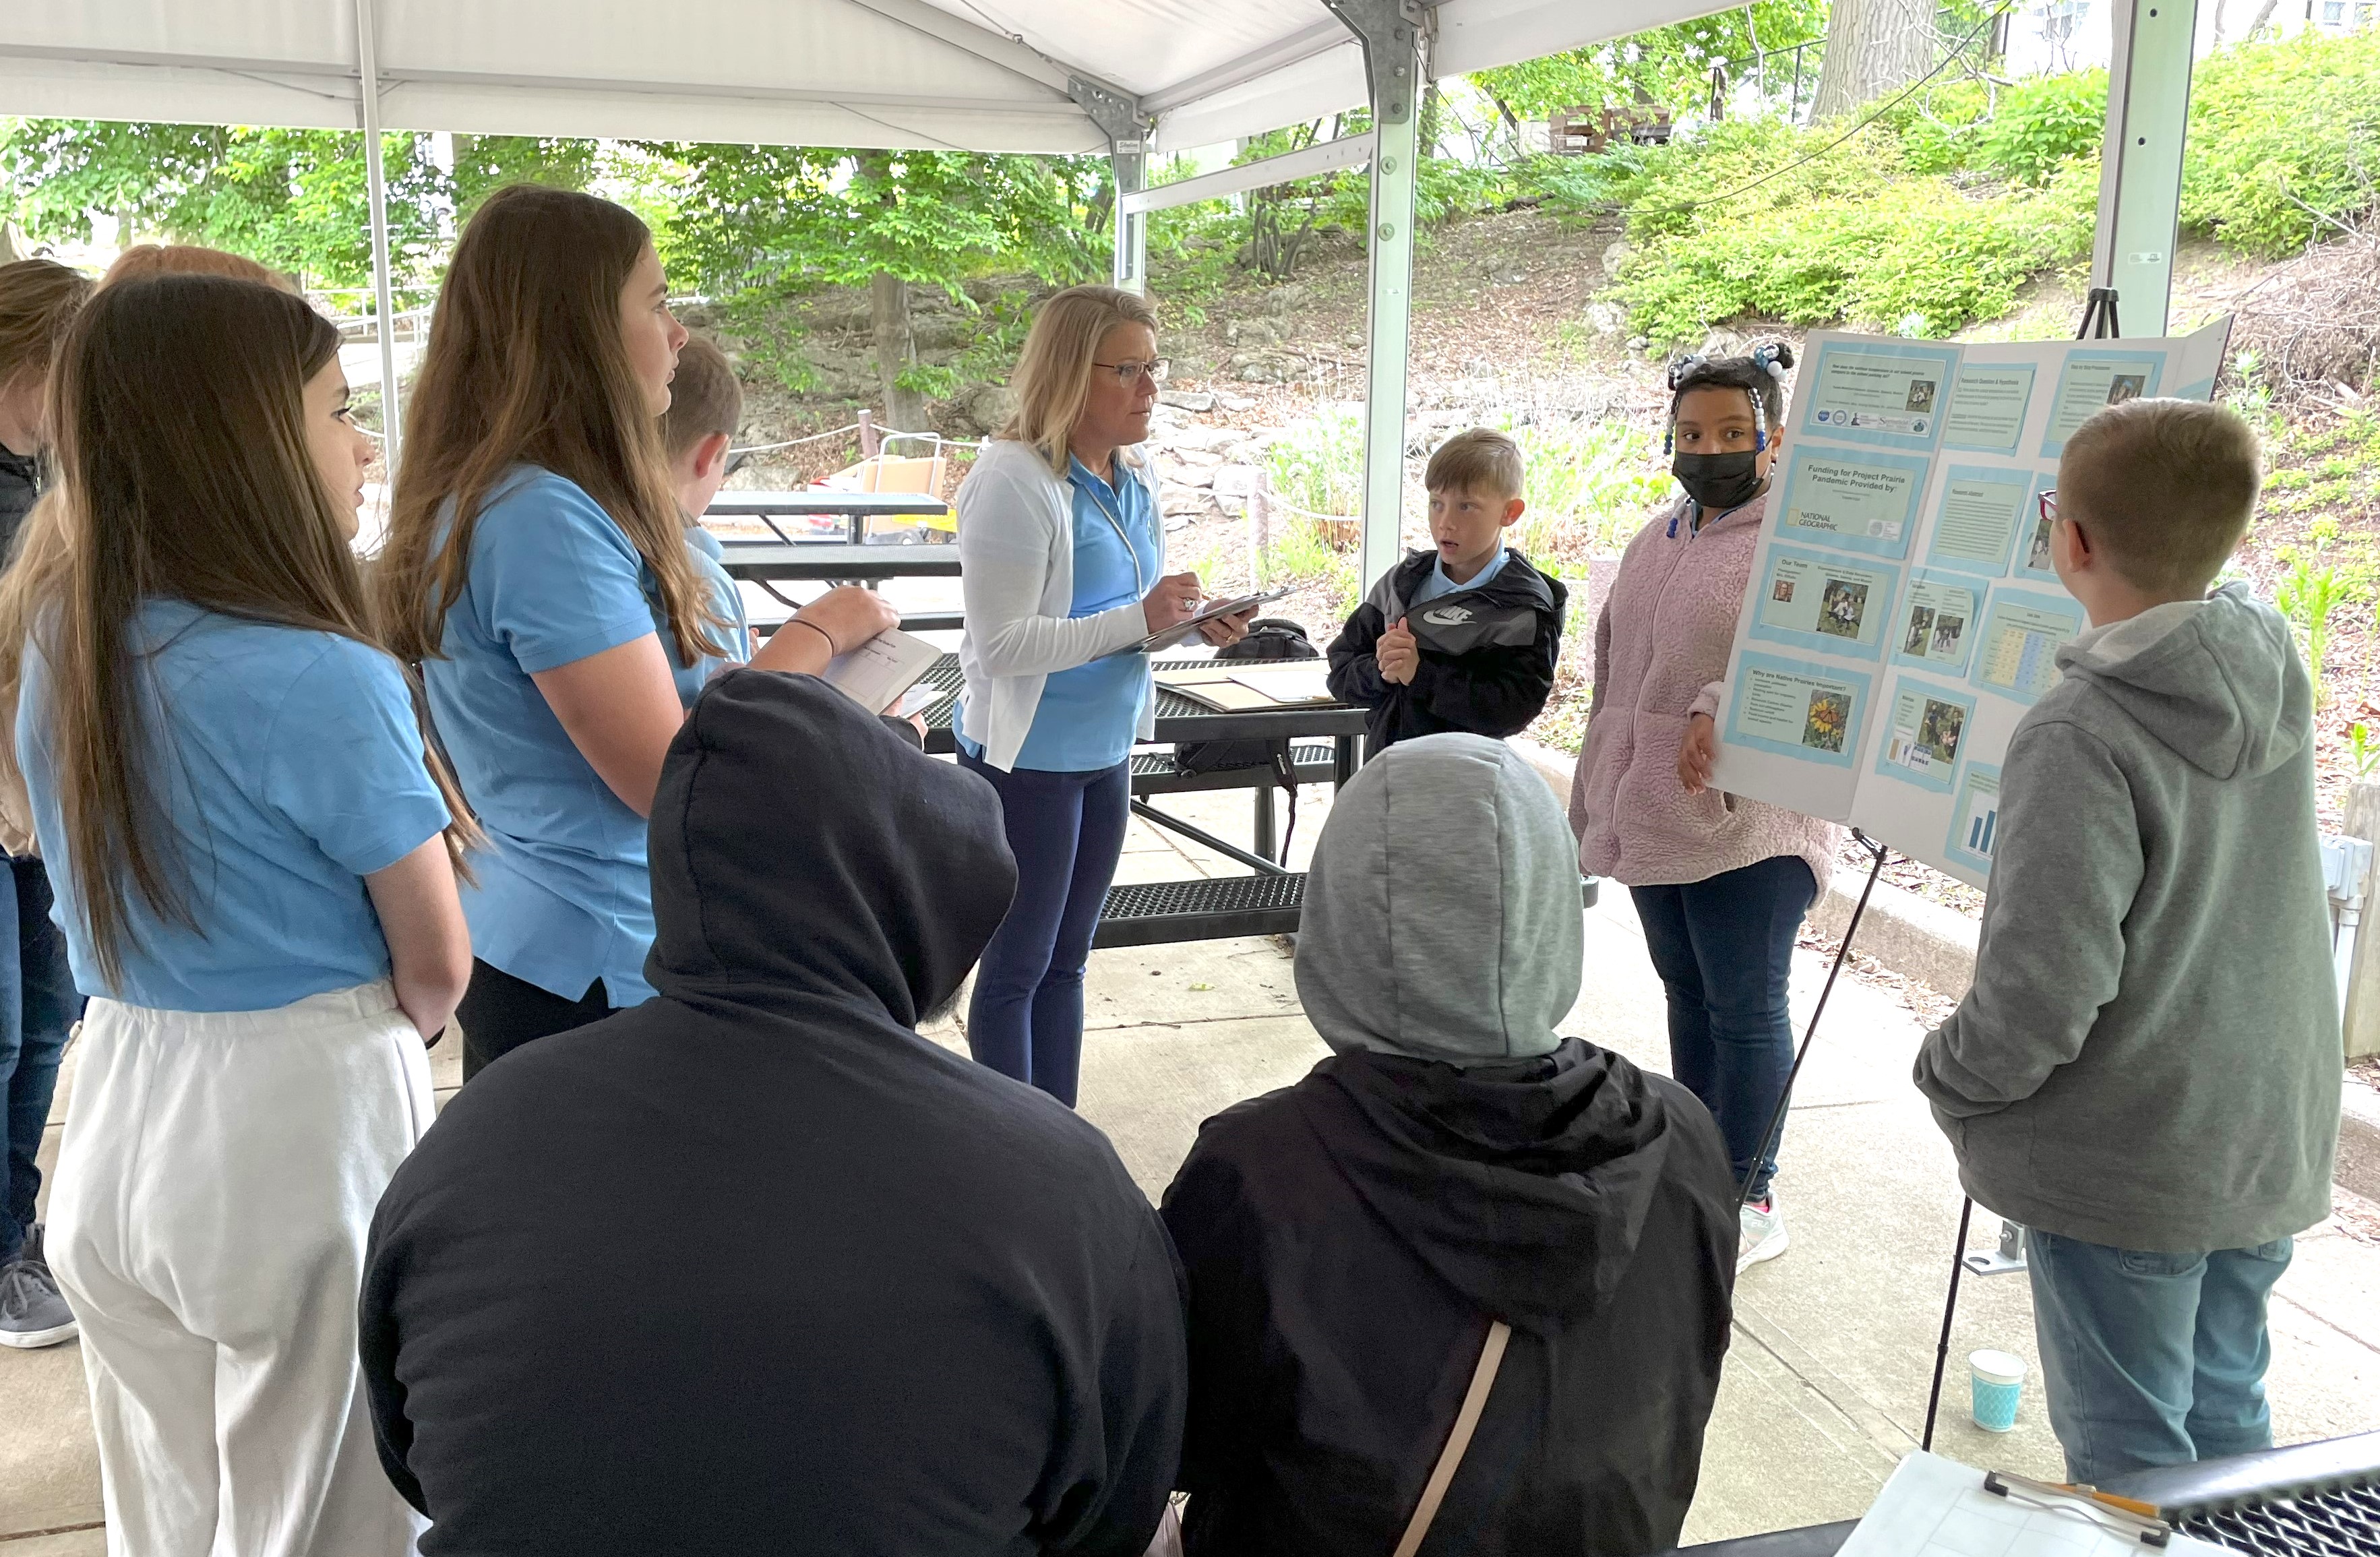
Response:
[16,600,451,1012]
[1409,545,1511,608]
[974,456,1159,773]
[426,466,723,1007]
[683,522,753,682]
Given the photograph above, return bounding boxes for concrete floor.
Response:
[5,784,2379,1551]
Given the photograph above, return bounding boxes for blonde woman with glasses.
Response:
[954,285,1248,1107]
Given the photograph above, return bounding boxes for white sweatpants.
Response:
[48,981,433,1557]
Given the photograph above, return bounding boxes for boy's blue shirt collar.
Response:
[1411,544,1510,607]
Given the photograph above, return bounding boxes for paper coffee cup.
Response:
[1970,1349,2027,1432]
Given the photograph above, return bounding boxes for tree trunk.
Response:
[869,271,927,435]
[2243,0,2280,36]
[1810,0,1938,120]
[853,149,928,438]
[0,222,21,265]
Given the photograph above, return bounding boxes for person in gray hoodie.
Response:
[1914,398,2339,1486]
[1161,734,1738,1556]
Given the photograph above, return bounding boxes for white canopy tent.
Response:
[3,0,2203,586]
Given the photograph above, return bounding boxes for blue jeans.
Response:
[1630,854,1815,1202]
[959,753,1130,1109]
[2028,1229,2293,1485]
[0,854,84,1263]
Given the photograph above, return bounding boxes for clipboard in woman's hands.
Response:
[1126,588,1290,655]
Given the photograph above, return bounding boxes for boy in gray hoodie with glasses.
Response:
[1914,398,2340,1486]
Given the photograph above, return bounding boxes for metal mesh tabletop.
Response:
[2176,1484,2380,1555]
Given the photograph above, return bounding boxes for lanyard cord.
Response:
[1076,464,1150,598]
[1670,497,1757,541]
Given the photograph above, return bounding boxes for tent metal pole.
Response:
[2090,0,2199,335]
[1068,76,1148,295]
[1111,144,1147,294]
[1327,0,1426,592]
[353,0,404,472]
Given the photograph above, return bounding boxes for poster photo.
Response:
[1707,319,2233,884]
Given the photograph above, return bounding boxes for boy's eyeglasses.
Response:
[2037,489,2058,525]
[1093,358,1169,386]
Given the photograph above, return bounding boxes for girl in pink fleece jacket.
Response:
[1568,346,1840,1271]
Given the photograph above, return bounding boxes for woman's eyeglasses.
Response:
[1093,358,1169,387]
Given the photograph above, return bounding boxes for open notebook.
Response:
[1156,662,1337,712]
[820,629,941,716]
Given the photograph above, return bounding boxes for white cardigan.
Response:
[955,438,1164,772]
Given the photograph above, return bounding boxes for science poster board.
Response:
[1708,320,2232,887]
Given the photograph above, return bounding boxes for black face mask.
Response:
[1672,450,1765,514]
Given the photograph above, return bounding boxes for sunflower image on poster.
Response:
[1802,690,1850,753]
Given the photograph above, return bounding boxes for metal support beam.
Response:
[1324,0,1426,592]
[1120,133,1376,217]
[2092,0,2200,336]
[1071,75,1149,294]
[353,0,403,474]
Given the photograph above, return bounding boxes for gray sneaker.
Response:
[0,1225,78,1349]
[1738,1194,1790,1274]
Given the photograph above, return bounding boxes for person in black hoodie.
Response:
[1160,733,1737,1557]
[1325,429,1568,752]
[359,670,1188,1556]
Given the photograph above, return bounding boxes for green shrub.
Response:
[1608,151,2098,346]
[2183,30,2380,255]
[1264,404,1368,518]
[1479,415,1672,555]
[1976,70,2108,185]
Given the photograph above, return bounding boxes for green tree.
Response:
[0,120,594,292]
[1471,0,1827,125]
[644,144,1105,423]
[0,119,447,288]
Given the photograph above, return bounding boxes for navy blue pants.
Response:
[959,753,1130,1109]
[0,854,84,1264]
[1630,853,1815,1202]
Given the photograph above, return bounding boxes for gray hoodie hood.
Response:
[1295,733,1583,1066]
[2054,582,2306,781]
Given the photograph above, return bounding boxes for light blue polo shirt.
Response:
[682,522,753,685]
[426,466,721,1007]
[960,456,1159,774]
[1409,545,1510,608]
[16,601,451,1012]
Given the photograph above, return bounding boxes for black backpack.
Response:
[1173,619,1320,863]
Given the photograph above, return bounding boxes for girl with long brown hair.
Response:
[0,255,91,1353]
[18,272,470,1554]
[376,185,894,1075]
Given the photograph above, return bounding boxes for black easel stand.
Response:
[2076,285,2123,341]
[1733,830,1893,1216]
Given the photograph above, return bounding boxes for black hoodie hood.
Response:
[643,669,1018,1027]
[1294,1038,1714,1332]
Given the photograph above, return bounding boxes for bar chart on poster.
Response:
[1708,320,2233,887]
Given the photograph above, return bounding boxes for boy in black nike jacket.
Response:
[1326,427,1568,752]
